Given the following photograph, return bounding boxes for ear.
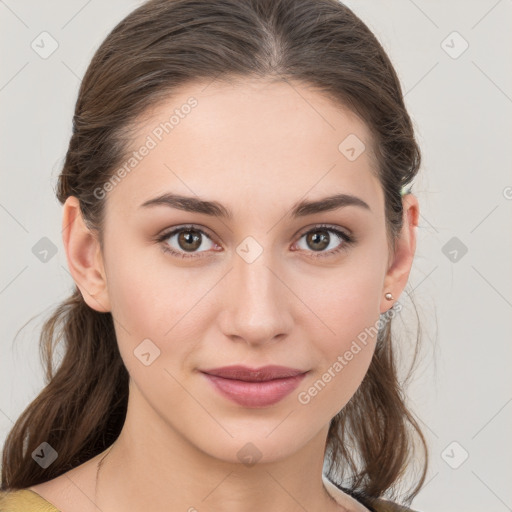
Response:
[380,193,419,313]
[62,196,111,312]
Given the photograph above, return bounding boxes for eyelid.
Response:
[158,224,215,240]
[155,224,218,258]
[156,223,355,259]
[295,223,352,240]
[292,223,355,258]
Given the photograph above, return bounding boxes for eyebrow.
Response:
[139,192,371,219]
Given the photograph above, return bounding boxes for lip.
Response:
[201,365,306,381]
[200,365,308,408]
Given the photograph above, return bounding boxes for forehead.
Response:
[105,78,383,219]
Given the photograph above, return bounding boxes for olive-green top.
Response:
[0,487,418,512]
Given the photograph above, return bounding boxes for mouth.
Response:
[201,365,307,381]
[200,365,309,407]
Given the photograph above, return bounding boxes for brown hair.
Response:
[1,0,428,506]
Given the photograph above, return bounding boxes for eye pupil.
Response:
[178,230,201,251]
[307,230,330,251]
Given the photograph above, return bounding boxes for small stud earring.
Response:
[385,292,393,301]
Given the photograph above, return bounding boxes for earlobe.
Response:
[62,196,110,313]
[380,194,419,313]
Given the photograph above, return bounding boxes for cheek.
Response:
[103,252,199,408]
[294,264,384,412]
[103,234,187,331]
[102,240,213,374]
[302,260,383,347]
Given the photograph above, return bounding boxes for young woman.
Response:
[0,0,429,510]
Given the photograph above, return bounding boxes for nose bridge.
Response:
[223,240,291,343]
[233,241,280,309]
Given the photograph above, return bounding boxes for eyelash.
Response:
[155,224,356,260]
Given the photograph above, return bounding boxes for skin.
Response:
[30,78,419,512]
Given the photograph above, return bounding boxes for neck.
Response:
[92,384,346,512]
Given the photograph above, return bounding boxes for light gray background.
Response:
[1,1,511,511]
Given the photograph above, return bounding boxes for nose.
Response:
[218,248,293,347]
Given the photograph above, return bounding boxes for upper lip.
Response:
[200,365,307,382]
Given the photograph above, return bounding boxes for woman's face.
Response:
[66,78,416,465]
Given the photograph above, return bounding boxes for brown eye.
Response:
[158,225,217,259]
[305,230,330,251]
[176,229,202,252]
[295,225,355,258]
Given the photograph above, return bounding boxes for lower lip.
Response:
[201,372,307,407]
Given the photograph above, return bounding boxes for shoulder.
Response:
[0,489,60,512]
[363,495,420,512]
[323,476,420,512]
